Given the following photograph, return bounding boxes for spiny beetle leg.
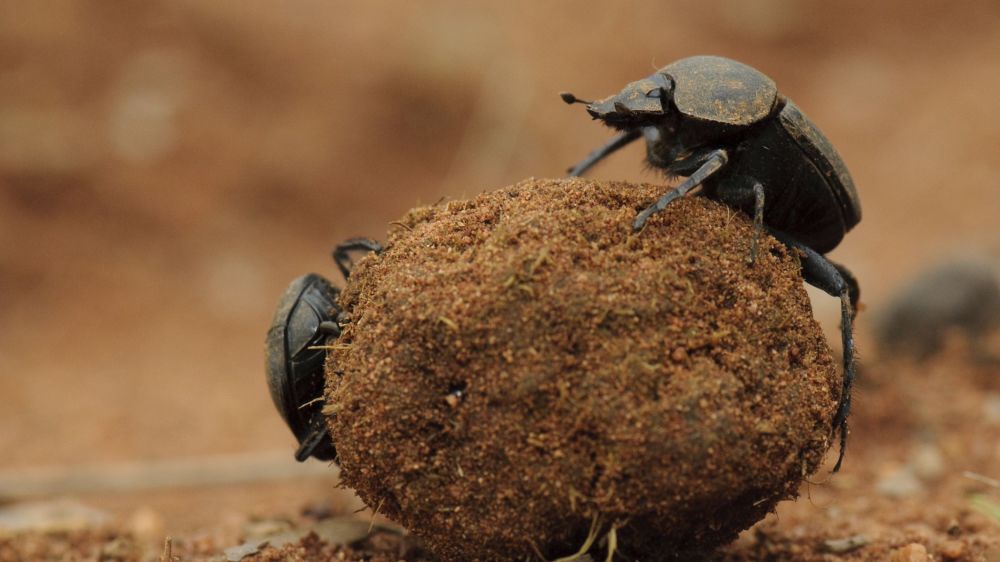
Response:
[295,414,335,463]
[713,176,766,265]
[768,228,856,473]
[830,260,861,319]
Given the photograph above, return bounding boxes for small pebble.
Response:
[876,467,924,498]
[100,536,139,559]
[823,534,869,553]
[939,539,965,560]
[301,501,335,521]
[911,443,945,480]
[891,543,929,562]
[126,506,165,543]
[0,499,109,533]
[983,394,1000,425]
[224,540,265,562]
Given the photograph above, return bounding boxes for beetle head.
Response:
[566,73,673,129]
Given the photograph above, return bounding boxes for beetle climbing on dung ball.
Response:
[265,237,383,462]
[561,54,861,471]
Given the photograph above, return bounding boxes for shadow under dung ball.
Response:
[324,178,839,561]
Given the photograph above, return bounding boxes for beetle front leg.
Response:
[332,237,384,280]
[634,148,729,231]
[567,129,642,177]
[768,229,857,473]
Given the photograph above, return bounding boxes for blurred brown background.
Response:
[1,0,998,533]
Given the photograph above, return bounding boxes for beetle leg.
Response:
[318,320,341,336]
[295,414,336,462]
[829,260,861,319]
[710,176,765,264]
[332,238,384,280]
[768,229,856,473]
[633,148,729,231]
[567,129,642,177]
[748,182,765,264]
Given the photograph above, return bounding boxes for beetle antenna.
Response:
[560,92,594,105]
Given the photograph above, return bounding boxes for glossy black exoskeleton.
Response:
[265,238,382,462]
[562,55,861,471]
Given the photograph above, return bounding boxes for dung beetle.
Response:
[562,55,861,471]
[265,237,383,462]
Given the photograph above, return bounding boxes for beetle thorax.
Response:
[660,56,778,127]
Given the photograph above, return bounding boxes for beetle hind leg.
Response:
[767,229,857,473]
[295,417,334,462]
[830,260,861,319]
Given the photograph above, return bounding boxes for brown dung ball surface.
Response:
[324,178,839,561]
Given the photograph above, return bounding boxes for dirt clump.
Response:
[324,178,840,560]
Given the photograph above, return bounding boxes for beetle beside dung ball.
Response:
[265,238,382,462]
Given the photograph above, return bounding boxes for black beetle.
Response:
[265,237,382,462]
[562,55,861,471]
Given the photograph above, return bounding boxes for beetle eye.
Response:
[645,88,663,99]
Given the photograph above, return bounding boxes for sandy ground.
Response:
[2,345,998,560]
[1,0,999,560]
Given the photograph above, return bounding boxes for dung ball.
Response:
[325,178,839,560]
